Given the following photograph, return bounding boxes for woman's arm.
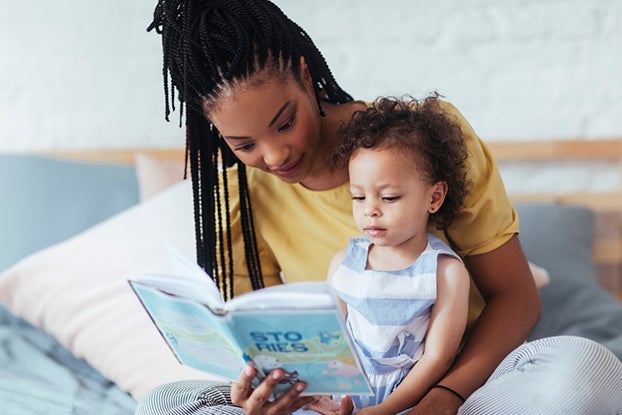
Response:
[405,235,542,415]
[360,255,470,415]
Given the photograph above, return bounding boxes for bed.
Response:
[1,139,621,413]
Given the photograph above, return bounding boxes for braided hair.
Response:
[147,0,352,300]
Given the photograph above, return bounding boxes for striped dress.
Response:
[331,234,461,409]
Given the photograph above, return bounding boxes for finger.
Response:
[264,379,308,415]
[240,369,290,415]
[340,395,354,415]
[288,396,320,414]
[231,365,256,404]
[303,395,342,413]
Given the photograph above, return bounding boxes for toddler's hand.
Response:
[303,395,354,415]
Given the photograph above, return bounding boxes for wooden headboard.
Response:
[43,139,622,300]
[41,148,186,165]
[487,139,622,300]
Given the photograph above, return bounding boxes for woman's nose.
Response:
[263,142,290,168]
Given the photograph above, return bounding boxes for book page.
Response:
[131,273,224,312]
[166,244,224,309]
[131,283,245,380]
[225,282,336,312]
[164,246,335,313]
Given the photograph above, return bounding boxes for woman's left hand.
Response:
[231,366,315,415]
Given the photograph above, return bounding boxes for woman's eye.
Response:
[234,143,255,152]
[278,116,295,132]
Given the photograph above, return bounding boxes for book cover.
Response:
[128,247,372,396]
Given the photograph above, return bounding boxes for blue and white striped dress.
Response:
[331,234,461,409]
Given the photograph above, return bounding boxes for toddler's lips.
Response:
[364,227,387,237]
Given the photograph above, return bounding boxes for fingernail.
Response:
[271,371,281,379]
[296,382,306,392]
[244,366,254,376]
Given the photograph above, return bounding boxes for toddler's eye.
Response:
[382,196,400,202]
[351,196,365,201]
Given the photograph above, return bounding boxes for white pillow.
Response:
[0,180,220,400]
[529,260,551,288]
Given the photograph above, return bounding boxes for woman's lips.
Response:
[271,156,303,178]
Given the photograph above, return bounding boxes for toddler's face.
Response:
[348,146,435,250]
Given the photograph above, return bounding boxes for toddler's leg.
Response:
[135,380,245,415]
[458,336,622,415]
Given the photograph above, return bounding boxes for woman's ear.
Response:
[299,55,329,104]
[428,181,448,213]
[299,56,314,90]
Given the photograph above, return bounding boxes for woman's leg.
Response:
[458,336,622,415]
[135,381,246,415]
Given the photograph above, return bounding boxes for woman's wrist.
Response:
[429,384,467,404]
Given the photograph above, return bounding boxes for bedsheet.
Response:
[0,304,135,415]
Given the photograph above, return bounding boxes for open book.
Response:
[128,247,372,396]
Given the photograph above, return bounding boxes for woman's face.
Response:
[206,70,323,185]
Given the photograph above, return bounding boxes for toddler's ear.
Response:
[429,181,448,213]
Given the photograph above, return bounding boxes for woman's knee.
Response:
[458,336,622,415]
[537,335,621,373]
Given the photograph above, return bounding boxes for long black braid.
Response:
[147,0,352,300]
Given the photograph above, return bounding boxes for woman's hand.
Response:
[231,365,316,415]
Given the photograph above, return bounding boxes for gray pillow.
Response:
[0,155,139,272]
[517,203,622,358]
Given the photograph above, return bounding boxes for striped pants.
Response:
[135,336,622,415]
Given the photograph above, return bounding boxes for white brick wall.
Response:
[1,0,620,155]
[0,0,179,151]
[278,0,622,141]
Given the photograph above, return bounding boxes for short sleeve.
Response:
[435,101,519,258]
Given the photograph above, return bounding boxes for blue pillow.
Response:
[517,203,622,359]
[0,155,139,272]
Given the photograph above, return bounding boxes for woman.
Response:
[137,1,622,414]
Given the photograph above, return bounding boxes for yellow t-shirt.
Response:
[221,101,518,333]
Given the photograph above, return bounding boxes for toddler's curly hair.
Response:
[334,94,472,230]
